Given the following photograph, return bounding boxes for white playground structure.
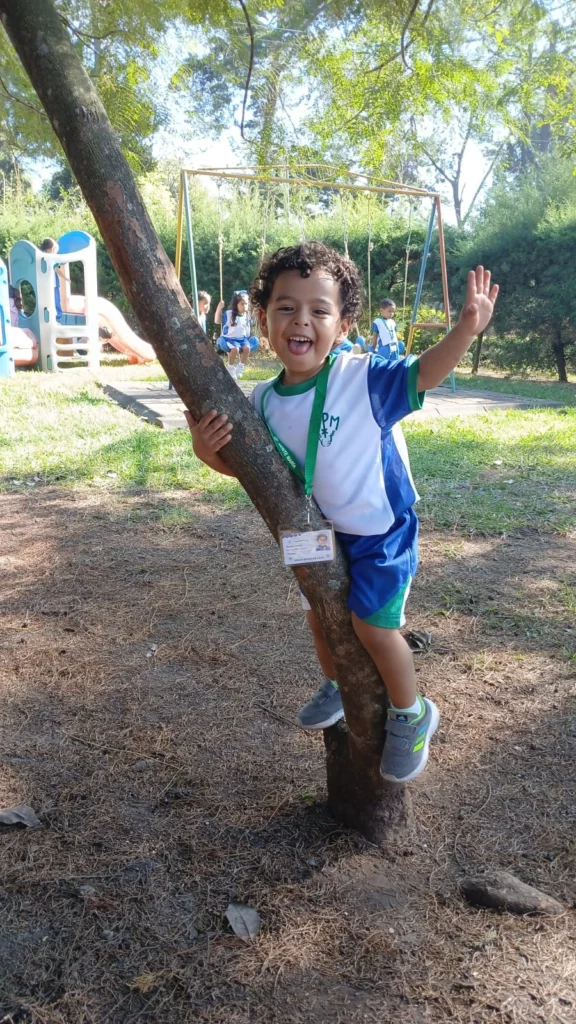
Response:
[0,230,154,376]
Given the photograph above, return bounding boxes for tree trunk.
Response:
[552,327,568,383]
[0,0,411,844]
[452,179,463,231]
[471,331,484,375]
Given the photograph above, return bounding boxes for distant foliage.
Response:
[451,159,576,381]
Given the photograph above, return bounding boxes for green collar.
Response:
[273,352,338,396]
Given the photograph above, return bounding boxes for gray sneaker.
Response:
[296,678,344,731]
[380,696,439,783]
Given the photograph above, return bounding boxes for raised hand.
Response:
[458,266,499,337]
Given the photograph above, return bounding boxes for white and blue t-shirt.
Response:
[221,309,252,340]
[372,317,401,361]
[250,351,423,537]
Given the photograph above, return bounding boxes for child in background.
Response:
[186,242,498,784]
[371,298,405,361]
[215,290,259,380]
[332,321,365,355]
[8,284,23,326]
[197,290,211,333]
[39,238,68,320]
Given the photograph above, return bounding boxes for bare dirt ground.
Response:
[1,488,575,1024]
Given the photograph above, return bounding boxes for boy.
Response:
[186,243,498,783]
[371,298,405,361]
[197,290,211,334]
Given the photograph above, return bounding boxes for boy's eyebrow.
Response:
[273,293,338,304]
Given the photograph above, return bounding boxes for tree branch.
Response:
[238,0,255,142]
[462,144,504,224]
[58,14,122,45]
[420,144,455,187]
[369,0,434,76]
[0,71,43,115]
[400,0,421,70]
[455,117,473,186]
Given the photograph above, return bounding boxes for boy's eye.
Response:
[314,308,330,316]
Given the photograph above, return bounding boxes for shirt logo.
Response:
[320,412,340,447]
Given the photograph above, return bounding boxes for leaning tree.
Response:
[0,0,412,843]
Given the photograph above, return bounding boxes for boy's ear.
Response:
[258,308,268,333]
[340,317,352,337]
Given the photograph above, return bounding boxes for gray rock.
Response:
[460,871,564,915]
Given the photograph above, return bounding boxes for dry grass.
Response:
[0,488,575,1023]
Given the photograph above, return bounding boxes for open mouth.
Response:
[287,336,313,355]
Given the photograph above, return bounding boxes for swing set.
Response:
[175,164,452,367]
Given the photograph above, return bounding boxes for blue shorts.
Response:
[300,508,418,629]
[216,335,259,353]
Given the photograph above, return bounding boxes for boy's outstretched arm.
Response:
[417,267,499,391]
[185,410,236,477]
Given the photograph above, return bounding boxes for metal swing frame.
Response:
[175,164,452,375]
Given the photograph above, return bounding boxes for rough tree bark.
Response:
[0,0,411,843]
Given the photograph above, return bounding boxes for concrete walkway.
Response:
[103,379,563,431]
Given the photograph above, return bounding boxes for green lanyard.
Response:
[260,357,332,497]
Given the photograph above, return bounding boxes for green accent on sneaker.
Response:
[381,697,440,784]
[363,580,412,629]
[388,694,426,723]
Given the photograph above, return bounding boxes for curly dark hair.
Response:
[229,290,248,326]
[249,242,364,321]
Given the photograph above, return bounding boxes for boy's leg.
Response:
[296,608,344,731]
[351,615,417,710]
[306,609,337,679]
[352,614,439,784]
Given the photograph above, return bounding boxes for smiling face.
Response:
[260,268,350,385]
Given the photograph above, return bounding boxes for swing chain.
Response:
[401,197,413,339]
[216,180,224,303]
[367,192,373,329]
[340,193,349,258]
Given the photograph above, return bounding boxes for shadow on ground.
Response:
[0,488,574,1024]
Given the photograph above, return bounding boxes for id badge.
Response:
[279,521,336,566]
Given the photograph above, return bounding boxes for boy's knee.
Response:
[352,613,401,648]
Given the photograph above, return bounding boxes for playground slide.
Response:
[66,295,155,364]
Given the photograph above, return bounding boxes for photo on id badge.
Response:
[279,524,335,566]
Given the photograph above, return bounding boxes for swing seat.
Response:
[216,334,259,353]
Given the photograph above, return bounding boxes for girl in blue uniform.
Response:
[215,291,259,379]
